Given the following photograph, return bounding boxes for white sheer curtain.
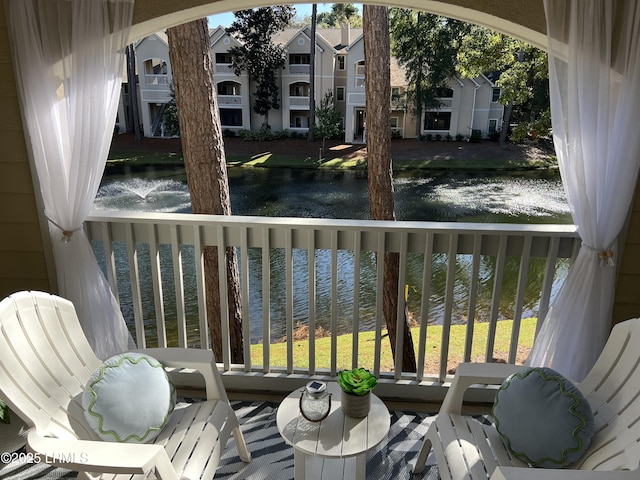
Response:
[528,0,640,381]
[7,0,135,359]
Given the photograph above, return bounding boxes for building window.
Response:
[424,112,451,131]
[219,108,242,127]
[391,87,401,100]
[290,83,310,97]
[337,55,345,70]
[217,82,240,96]
[215,52,233,64]
[489,119,499,133]
[291,115,309,128]
[435,87,454,98]
[289,54,310,65]
[336,86,345,102]
[390,117,399,128]
[492,88,501,102]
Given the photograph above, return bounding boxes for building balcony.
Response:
[216,63,236,74]
[289,96,310,107]
[144,74,170,86]
[218,95,243,105]
[289,64,310,75]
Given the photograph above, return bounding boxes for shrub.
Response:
[222,129,236,137]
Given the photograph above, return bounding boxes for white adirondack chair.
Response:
[0,290,250,480]
[413,317,640,480]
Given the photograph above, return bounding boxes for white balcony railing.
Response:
[145,74,170,86]
[216,63,235,74]
[289,65,310,75]
[218,95,242,105]
[86,212,579,400]
[289,96,310,106]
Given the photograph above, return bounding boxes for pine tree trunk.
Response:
[363,5,417,373]
[167,19,244,363]
[499,100,514,148]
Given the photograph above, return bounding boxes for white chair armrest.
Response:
[491,466,638,480]
[133,347,225,401]
[440,363,524,414]
[27,430,178,480]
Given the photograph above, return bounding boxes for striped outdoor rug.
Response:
[0,401,445,480]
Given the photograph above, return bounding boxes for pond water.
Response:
[95,166,571,224]
[93,166,572,345]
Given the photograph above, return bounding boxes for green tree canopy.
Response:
[456,26,549,143]
[314,90,342,153]
[227,6,296,127]
[389,9,469,138]
[317,3,362,28]
[162,84,180,136]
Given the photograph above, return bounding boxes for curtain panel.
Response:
[529,0,640,380]
[7,0,136,359]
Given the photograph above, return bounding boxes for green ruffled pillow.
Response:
[492,367,594,468]
[83,353,176,443]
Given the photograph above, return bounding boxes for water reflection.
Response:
[96,167,571,224]
[94,167,571,346]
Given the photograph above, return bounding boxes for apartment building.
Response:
[123,23,504,142]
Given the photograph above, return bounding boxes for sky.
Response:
[208,4,360,28]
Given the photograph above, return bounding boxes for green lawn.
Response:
[249,318,537,375]
[108,150,555,172]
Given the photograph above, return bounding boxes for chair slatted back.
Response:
[577,317,640,471]
[0,291,102,441]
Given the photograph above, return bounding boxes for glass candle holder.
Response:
[299,380,331,422]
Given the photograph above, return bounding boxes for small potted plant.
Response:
[337,368,378,418]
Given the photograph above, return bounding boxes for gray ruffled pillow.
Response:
[492,367,594,468]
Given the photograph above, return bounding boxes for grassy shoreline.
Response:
[249,318,537,374]
[107,149,557,172]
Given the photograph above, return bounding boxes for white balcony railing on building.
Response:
[290,96,310,107]
[145,74,170,86]
[218,95,242,105]
[86,212,578,399]
[289,65,310,75]
[216,63,235,74]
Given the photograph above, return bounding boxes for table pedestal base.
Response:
[294,450,366,480]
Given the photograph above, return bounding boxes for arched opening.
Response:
[128,2,547,48]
